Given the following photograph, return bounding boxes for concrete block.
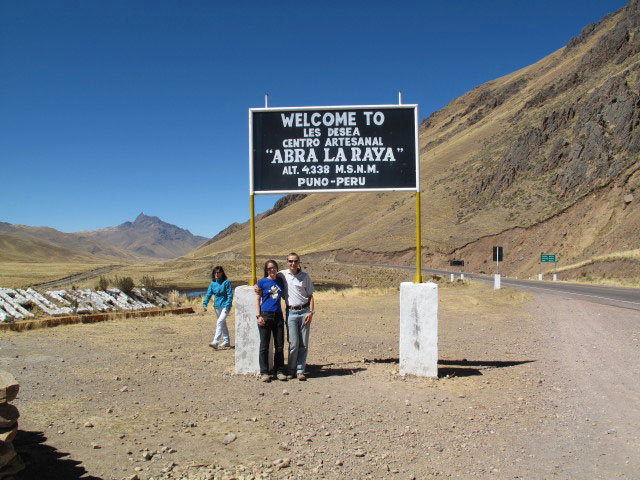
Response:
[449,273,454,282]
[399,282,438,378]
[494,274,501,290]
[538,273,543,281]
[460,273,465,280]
[234,286,273,375]
[0,372,18,404]
[553,273,557,281]
[234,286,260,375]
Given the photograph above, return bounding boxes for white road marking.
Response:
[501,281,640,306]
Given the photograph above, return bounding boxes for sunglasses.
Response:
[288,259,299,263]
[267,266,277,271]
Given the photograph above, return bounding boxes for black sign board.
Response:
[250,105,419,194]
[493,246,503,262]
[450,260,464,267]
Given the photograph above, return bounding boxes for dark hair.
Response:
[287,252,301,273]
[212,266,227,281]
[263,259,279,278]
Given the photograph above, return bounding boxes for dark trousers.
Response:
[258,310,285,375]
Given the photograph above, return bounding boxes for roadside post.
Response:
[241,96,437,376]
[493,246,503,290]
[450,260,464,281]
[540,254,557,282]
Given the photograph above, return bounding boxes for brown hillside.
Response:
[189,1,640,280]
[0,223,138,262]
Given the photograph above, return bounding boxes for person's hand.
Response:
[253,285,262,295]
[304,312,313,325]
[257,315,265,326]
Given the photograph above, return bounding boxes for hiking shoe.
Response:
[297,373,307,381]
[276,372,287,381]
[209,342,218,349]
[219,342,230,349]
[260,374,271,382]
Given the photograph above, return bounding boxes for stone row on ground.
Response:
[0,371,23,480]
[0,287,173,322]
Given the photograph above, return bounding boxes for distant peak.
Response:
[135,212,147,222]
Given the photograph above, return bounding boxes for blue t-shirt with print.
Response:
[257,277,284,312]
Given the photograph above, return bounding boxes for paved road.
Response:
[340,262,640,312]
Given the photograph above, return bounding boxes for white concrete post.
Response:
[399,282,438,378]
[494,274,501,290]
[234,285,273,375]
[538,273,543,281]
[553,273,557,281]
[450,273,454,282]
[460,273,464,280]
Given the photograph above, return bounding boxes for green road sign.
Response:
[540,254,556,263]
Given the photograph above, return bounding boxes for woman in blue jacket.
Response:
[202,266,233,348]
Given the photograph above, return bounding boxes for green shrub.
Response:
[113,276,134,294]
[97,276,109,291]
[140,275,157,289]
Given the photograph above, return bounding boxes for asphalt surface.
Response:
[342,262,640,312]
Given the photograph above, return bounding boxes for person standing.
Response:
[282,253,315,381]
[202,266,233,348]
[255,260,287,382]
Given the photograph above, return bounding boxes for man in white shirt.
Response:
[280,252,315,381]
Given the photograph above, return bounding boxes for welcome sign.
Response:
[250,105,419,194]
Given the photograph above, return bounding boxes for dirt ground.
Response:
[1,281,639,480]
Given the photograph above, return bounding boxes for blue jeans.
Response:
[213,307,230,345]
[287,308,311,375]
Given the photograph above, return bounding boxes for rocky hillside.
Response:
[187,1,640,280]
[79,213,208,260]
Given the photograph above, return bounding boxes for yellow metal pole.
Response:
[249,194,257,285]
[414,191,424,283]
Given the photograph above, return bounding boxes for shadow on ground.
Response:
[438,359,535,377]
[306,363,366,378]
[362,357,535,378]
[14,430,103,480]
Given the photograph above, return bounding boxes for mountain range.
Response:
[4,1,639,285]
[184,0,640,280]
[0,213,207,262]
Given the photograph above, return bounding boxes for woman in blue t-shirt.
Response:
[255,259,286,382]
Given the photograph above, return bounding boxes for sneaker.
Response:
[219,342,230,349]
[286,374,294,380]
[260,374,271,382]
[276,372,287,381]
[296,373,307,381]
[209,342,218,349]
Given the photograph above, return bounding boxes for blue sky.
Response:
[0,0,626,238]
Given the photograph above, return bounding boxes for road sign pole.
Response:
[249,194,257,285]
[414,191,423,283]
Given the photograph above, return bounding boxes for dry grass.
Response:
[0,261,114,289]
[554,248,640,272]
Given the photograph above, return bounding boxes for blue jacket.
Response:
[202,279,233,311]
